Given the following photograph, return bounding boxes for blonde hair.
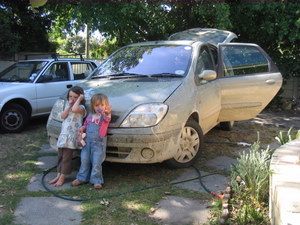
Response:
[90,94,109,113]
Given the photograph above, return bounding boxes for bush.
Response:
[229,133,273,224]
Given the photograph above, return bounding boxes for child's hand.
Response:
[104,105,112,115]
[78,94,85,102]
[79,126,85,133]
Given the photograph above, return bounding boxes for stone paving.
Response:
[14,143,234,225]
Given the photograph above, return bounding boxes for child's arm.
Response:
[99,105,111,138]
[60,104,72,119]
[72,94,85,115]
[80,114,91,133]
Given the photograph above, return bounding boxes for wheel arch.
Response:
[188,111,199,124]
[2,98,32,117]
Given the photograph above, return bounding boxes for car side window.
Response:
[71,62,94,80]
[221,45,269,77]
[195,46,214,75]
[42,63,69,82]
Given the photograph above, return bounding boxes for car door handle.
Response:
[67,84,73,88]
[266,79,275,85]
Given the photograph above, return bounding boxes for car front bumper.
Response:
[47,119,182,164]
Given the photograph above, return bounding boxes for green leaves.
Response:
[30,0,47,12]
[275,127,300,145]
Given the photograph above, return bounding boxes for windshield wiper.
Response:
[92,73,149,79]
[150,73,183,78]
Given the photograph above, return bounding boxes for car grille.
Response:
[106,147,131,159]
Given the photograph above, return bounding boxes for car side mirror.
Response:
[198,70,217,81]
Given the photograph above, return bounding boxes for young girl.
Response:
[48,86,86,187]
[72,93,111,189]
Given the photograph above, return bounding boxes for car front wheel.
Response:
[0,104,29,133]
[165,119,204,168]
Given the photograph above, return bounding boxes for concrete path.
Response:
[14,197,82,225]
[14,144,233,225]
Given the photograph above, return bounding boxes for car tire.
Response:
[0,103,29,133]
[220,121,234,131]
[165,119,204,168]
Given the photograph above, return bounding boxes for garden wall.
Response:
[269,138,300,225]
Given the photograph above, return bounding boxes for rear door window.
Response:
[71,62,95,80]
[43,62,69,82]
[220,45,269,77]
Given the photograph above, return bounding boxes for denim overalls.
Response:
[76,121,107,184]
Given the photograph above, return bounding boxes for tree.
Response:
[0,7,20,57]
[45,1,232,54]
[63,35,85,54]
[0,0,56,57]
[228,2,300,78]
[1,0,299,80]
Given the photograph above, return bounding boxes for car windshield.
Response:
[92,45,192,78]
[0,61,47,82]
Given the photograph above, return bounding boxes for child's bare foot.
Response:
[48,174,60,184]
[71,179,86,186]
[54,174,65,187]
[94,183,102,189]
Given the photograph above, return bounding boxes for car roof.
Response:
[126,40,197,47]
[168,28,237,45]
[17,58,95,63]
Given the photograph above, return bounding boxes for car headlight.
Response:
[49,98,65,121]
[121,103,168,127]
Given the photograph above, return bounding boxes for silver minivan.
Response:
[47,29,282,168]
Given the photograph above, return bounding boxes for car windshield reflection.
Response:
[92,45,192,78]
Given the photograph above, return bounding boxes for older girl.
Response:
[49,86,86,187]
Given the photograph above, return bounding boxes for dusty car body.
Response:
[0,56,99,133]
[47,29,282,168]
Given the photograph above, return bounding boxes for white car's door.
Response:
[35,62,79,114]
[217,43,282,122]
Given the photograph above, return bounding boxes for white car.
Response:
[47,29,282,168]
[0,56,99,133]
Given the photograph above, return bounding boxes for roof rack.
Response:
[51,53,84,61]
[24,52,56,60]
[23,52,85,61]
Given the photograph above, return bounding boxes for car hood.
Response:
[0,82,32,92]
[80,79,182,113]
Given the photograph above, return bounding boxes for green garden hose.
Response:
[41,162,221,201]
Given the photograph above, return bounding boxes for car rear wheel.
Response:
[0,104,29,133]
[165,119,204,168]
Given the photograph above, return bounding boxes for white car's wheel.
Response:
[166,120,204,168]
[0,104,28,133]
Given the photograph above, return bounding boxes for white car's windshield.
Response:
[92,45,192,78]
[0,61,47,82]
